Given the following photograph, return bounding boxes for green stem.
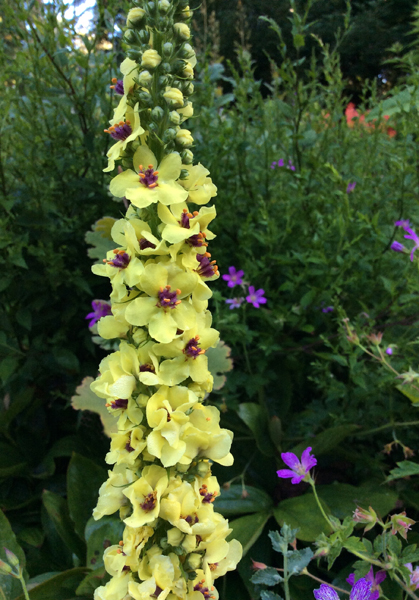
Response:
[283,550,290,600]
[356,420,419,437]
[18,573,31,600]
[393,574,419,600]
[309,480,334,529]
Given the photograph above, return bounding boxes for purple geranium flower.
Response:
[395,220,419,261]
[347,568,386,600]
[246,286,267,308]
[385,346,393,356]
[277,447,317,484]
[346,182,356,193]
[314,578,372,600]
[405,563,419,590]
[391,240,405,253]
[225,297,244,309]
[322,306,334,313]
[278,158,285,167]
[85,300,112,328]
[222,266,244,288]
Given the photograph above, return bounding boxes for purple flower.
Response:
[270,161,277,169]
[322,306,334,313]
[385,346,393,356]
[314,578,372,600]
[346,181,356,193]
[278,158,285,167]
[222,266,244,288]
[405,563,419,590]
[277,447,317,484]
[246,286,267,308]
[288,160,296,171]
[85,300,112,328]
[395,220,419,261]
[225,297,244,310]
[347,568,386,600]
[391,240,406,253]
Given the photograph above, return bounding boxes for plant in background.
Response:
[88,1,242,599]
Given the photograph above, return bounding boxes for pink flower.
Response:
[277,447,317,484]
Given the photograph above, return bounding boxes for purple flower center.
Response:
[140,364,155,373]
[106,250,130,269]
[125,440,134,452]
[194,580,212,600]
[139,164,159,188]
[196,253,218,278]
[185,514,199,524]
[110,78,124,95]
[187,232,208,247]
[199,484,217,503]
[180,208,192,229]
[140,491,157,512]
[139,238,156,250]
[157,285,181,309]
[104,120,133,141]
[184,336,204,359]
[111,398,128,410]
[151,587,163,598]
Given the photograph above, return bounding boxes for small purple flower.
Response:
[222,266,244,288]
[288,160,296,171]
[278,158,285,167]
[270,161,277,169]
[246,286,267,308]
[347,568,386,600]
[85,300,112,328]
[395,220,419,261]
[322,306,334,313]
[391,240,406,253]
[225,297,244,309]
[277,447,317,484]
[314,578,372,600]
[346,181,356,193]
[385,346,393,356]
[405,563,419,590]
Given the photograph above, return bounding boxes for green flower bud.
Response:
[0,559,13,576]
[181,149,194,164]
[4,549,19,569]
[163,87,184,108]
[124,29,137,43]
[138,29,150,44]
[162,42,174,57]
[141,49,162,69]
[148,2,155,10]
[151,106,165,121]
[158,0,171,12]
[138,70,153,86]
[182,82,194,96]
[161,62,172,74]
[126,7,146,27]
[159,75,172,87]
[163,128,177,143]
[176,129,193,147]
[174,22,191,40]
[138,91,153,105]
[127,49,142,61]
[182,62,194,79]
[148,122,159,132]
[195,459,210,477]
[169,110,181,125]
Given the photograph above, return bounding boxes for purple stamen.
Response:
[125,441,134,452]
[196,253,218,278]
[185,514,199,524]
[139,165,159,188]
[180,209,191,229]
[140,364,155,373]
[157,285,180,309]
[152,586,163,598]
[111,398,128,409]
[187,233,207,247]
[107,251,130,269]
[140,491,157,512]
[194,581,211,599]
[139,238,156,250]
[104,121,133,141]
[184,337,204,359]
[115,80,124,95]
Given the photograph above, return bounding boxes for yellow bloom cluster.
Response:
[91,2,242,599]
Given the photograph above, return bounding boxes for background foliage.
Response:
[3,0,419,599]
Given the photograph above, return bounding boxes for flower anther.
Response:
[139,163,159,188]
[196,252,218,278]
[104,120,133,141]
[157,285,182,309]
[140,490,158,512]
[184,336,205,359]
[105,249,130,269]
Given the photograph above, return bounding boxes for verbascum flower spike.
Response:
[91,2,242,598]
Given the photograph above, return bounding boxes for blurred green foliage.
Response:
[3,0,419,599]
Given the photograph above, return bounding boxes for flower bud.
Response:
[182,62,194,79]
[178,101,193,119]
[196,459,211,478]
[138,91,152,105]
[159,75,172,87]
[162,42,174,57]
[391,512,416,540]
[138,70,153,86]
[0,559,13,576]
[181,149,194,164]
[161,62,171,74]
[4,548,19,569]
[180,6,192,19]
[182,82,194,96]
[158,0,171,11]
[126,7,146,27]
[148,1,155,9]
[124,29,137,43]
[353,506,377,532]
[180,43,195,59]
[141,49,162,69]
[175,129,194,147]
[126,49,142,61]
[151,106,165,121]
[187,553,202,570]
[169,111,181,125]
[174,22,191,40]
[163,87,184,108]
[251,559,267,570]
[138,29,150,44]
[167,528,183,546]
[163,128,178,143]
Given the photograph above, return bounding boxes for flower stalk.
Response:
[90,2,242,598]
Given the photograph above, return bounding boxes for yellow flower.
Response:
[174,22,191,40]
[179,163,217,205]
[141,49,162,69]
[94,572,132,600]
[123,525,154,569]
[111,58,139,124]
[159,477,201,533]
[126,7,146,26]
[112,215,169,257]
[106,424,147,466]
[93,464,136,520]
[104,103,144,173]
[189,571,219,600]
[181,404,234,466]
[123,465,168,527]
[91,247,144,303]
[163,87,184,108]
[124,261,198,344]
[175,129,194,147]
[110,145,188,208]
[203,539,243,580]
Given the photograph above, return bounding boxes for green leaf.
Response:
[273,494,333,542]
[386,461,419,482]
[260,592,284,600]
[291,424,358,458]
[54,349,79,372]
[0,442,27,477]
[402,544,419,563]
[251,566,282,586]
[67,453,106,540]
[85,217,118,263]
[287,547,313,574]
[388,534,402,555]
[75,566,108,595]
[228,511,271,556]
[206,340,233,391]
[71,377,118,437]
[85,516,124,569]
[343,536,368,555]
[293,33,305,48]
[17,527,44,548]
[14,567,88,600]
[316,483,397,519]
[213,485,273,517]
[237,403,275,456]
[42,490,85,560]
[0,509,26,600]
[269,525,299,552]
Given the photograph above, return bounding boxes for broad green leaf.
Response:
[17,527,44,548]
[228,511,271,556]
[274,494,333,542]
[251,566,282,586]
[14,567,88,600]
[261,592,284,600]
[291,424,358,457]
[76,566,108,595]
[237,403,275,456]
[288,547,313,574]
[206,340,233,391]
[0,509,26,600]
[85,516,124,569]
[67,453,107,540]
[42,490,85,560]
[387,461,419,482]
[213,485,273,516]
[71,377,118,437]
[0,441,27,477]
[85,217,117,262]
[316,483,397,519]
